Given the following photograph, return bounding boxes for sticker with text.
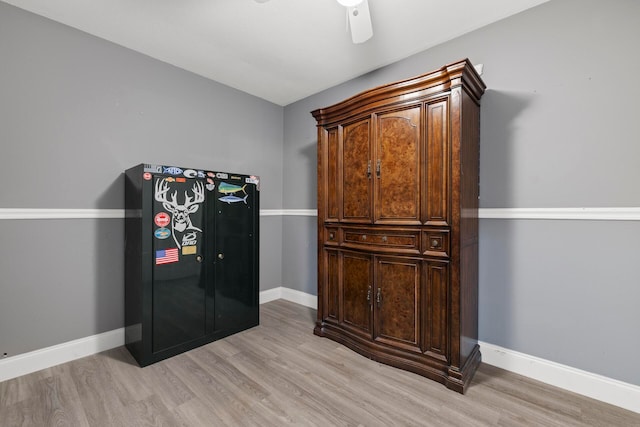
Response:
[182,246,197,255]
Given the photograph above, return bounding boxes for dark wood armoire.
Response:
[311,59,485,393]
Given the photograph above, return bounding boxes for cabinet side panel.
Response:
[124,165,143,361]
[459,90,481,366]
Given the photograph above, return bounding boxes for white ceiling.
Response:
[2,0,549,106]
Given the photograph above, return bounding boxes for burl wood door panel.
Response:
[374,256,421,351]
[375,106,421,224]
[342,251,373,335]
[342,119,372,222]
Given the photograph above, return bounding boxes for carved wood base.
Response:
[314,321,480,394]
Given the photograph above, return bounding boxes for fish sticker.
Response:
[218,194,248,204]
[163,166,183,175]
[218,182,247,195]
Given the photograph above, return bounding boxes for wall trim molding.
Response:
[479,341,640,414]
[478,207,640,221]
[0,208,313,220]
[260,209,318,217]
[2,207,639,220]
[0,208,127,220]
[1,288,637,415]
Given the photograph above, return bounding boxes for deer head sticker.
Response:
[155,179,205,248]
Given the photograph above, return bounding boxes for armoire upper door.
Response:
[341,118,372,223]
[374,106,421,224]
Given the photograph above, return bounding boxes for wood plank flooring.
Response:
[1,300,639,426]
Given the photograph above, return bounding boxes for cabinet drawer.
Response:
[343,228,420,254]
[324,226,339,245]
[423,230,449,257]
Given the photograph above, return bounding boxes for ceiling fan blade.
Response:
[347,0,372,44]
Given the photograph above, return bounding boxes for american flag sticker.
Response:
[156,248,179,265]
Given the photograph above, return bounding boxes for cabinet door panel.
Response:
[374,257,421,351]
[342,119,372,222]
[324,249,339,322]
[424,261,448,361]
[342,252,372,335]
[375,107,421,224]
[326,127,340,220]
[425,99,449,226]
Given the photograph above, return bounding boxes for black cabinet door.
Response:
[151,176,207,352]
[211,179,259,333]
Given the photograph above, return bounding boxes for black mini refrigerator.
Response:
[125,163,259,366]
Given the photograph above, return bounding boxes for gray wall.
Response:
[3,0,640,388]
[282,0,640,386]
[0,2,284,357]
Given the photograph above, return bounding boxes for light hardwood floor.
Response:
[1,300,639,426]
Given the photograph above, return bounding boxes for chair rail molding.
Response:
[1,207,639,220]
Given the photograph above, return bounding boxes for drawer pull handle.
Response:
[382,236,388,242]
[362,235,367,240]
[329,232,335,240]
[431,239,440,247]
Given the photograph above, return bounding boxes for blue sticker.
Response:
[154,227,171,239]
[163,166,183,175]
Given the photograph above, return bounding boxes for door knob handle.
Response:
[218,253,224,260]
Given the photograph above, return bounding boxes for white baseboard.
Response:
[259,286,317,308]
[479,341,640,414]
[0,328,124,383]
[0,287,316,383]
[1,291,637,415]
